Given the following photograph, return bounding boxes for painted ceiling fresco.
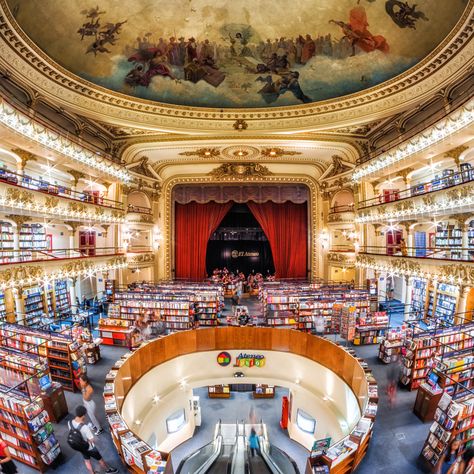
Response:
[6,0,468,109]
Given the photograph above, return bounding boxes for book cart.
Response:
[306,344,378,473]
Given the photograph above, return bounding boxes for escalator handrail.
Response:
[231,423,248,474]
[258,435,285,474]
[194,435,223,474]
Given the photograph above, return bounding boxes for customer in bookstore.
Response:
[0,436,17,474]
[69,405,118,474]
[437,439,463,473]
[462,447,474,474]
[131,327,143,349]
[79,374,103,436]
[248,428,260,457]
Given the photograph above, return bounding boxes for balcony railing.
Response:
[127,204,152,214]
[0,167,123,210]
[329,204,355,214]
[358,168,474,209]
[0,247,124,265]
[355,83,474,165]
[127,246,153,253]
[359,245,474,262]
[329,245,356,253]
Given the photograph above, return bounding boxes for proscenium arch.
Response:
[159,176,322,280]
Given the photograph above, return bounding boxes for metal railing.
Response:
[358,168,474,209]
[356,83,474,165]
[0,247,123,265]
[359,245,474,262]
[0,166,123,210]
[127,204,152,214]
[329,204,355,214]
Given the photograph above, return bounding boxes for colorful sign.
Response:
[234,353,266,368]
[217,352,232,367]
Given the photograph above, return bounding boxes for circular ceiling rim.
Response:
[0,0,473,131]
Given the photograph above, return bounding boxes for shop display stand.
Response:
[354,312,388,346]
[378,330,405,364]
[420,392,474,470]
[340,305,357,342]
[208,384,231,399]
[253,384,275,399]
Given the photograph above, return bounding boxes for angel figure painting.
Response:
[6,0,468,108]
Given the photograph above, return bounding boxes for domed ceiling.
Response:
[6,0,468,109]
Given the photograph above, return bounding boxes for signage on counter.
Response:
[234,353,266,368]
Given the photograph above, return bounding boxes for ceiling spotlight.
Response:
[152,395,160,404]
[134,419,142,425]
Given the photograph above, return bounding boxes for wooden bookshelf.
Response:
[22,286,46,328]
[420,392,474,470]
[354,312,389,346]
[53,280,70,313]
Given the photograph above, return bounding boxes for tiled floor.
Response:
[16,297,428,474]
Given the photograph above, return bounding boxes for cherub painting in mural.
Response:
[8,0,465,108]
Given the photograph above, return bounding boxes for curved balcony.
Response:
[0,167,123,210]
[327,204,355,224]
[126,246,155,268]
[355,85,473,166]
[358,168,474,210]
[127,204,152,215]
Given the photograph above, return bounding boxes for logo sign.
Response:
[231,250,260,258]
[217,351,232,367]
[234,353,265,368]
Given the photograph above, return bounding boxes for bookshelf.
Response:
[411,278,427,313]
[105,279,116,302]
[23,286,46,328]
[19,224,48,252]
[435,225,462,259]
[0,385,61,470]
[426,283,458,323]
[208,384,230,399]
[0,291,6,322]
[378,337,404,364]
[340,305,357,342]
[420,392,474,469]
[54,280,70,313]
[354,312,389,345]
[44,284,54,316]
[47,334,86,392]
[0,221,14,263]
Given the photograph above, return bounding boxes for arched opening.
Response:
[206,203,275,276]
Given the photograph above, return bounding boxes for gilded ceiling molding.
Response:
[11,148,36,170]
[0,0,472,132]
[444,145,470,163]
[161,174,322,281]
[260,148,302,158]
[208,163,273,179]
[178,148,221,158]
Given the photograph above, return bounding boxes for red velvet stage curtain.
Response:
[175,201,232,280]
[247,201,307,279]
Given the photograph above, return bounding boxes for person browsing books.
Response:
[68,405,117,474]
[79,374,103,436]
[0,437,17,474]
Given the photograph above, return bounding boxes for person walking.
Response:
[68,405,117,474]
[0,436,17,474]
[249,428,260,457]
[79,374,103,435]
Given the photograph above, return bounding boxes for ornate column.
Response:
[12,149,36,183]
[404,275,414,320]
[452,214,472,260]
[457,285,471,323]
[66,170,85,192]
[12,287,25,324]
[64,221,81,251]
[69,277,78,312]
[398,168,414,192]
[401,220,417,256]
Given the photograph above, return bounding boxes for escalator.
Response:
[177,421,298,474]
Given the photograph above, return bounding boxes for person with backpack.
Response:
[79,374,103,435]
[68,405,118,474]
[0,437,17,474]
